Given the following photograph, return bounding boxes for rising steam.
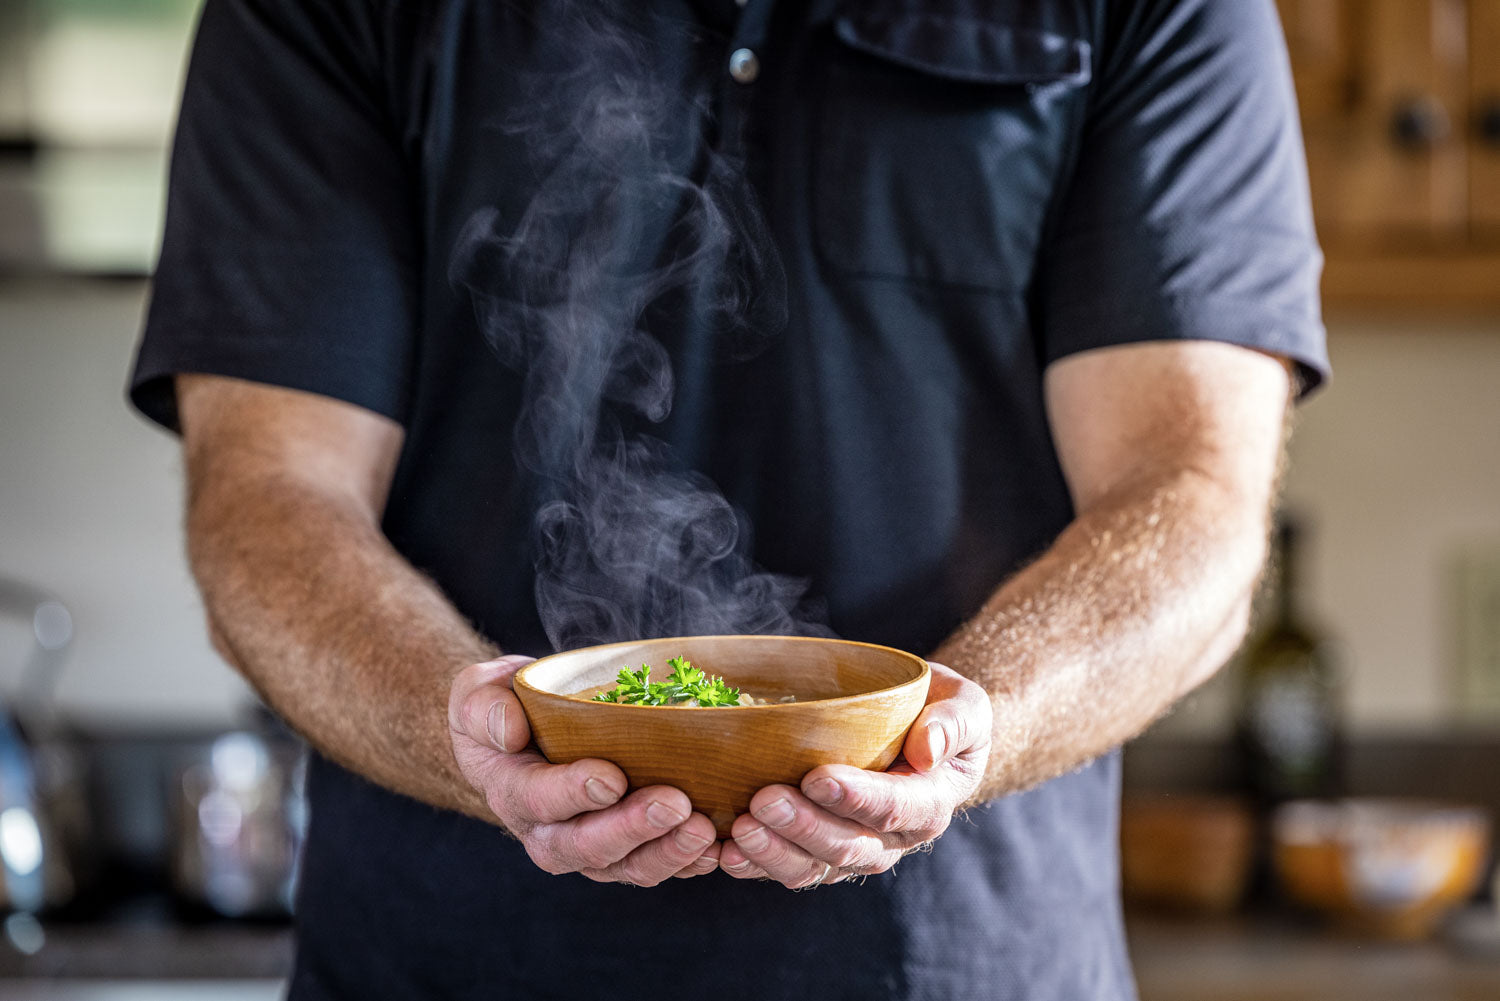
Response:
[449,6,827,652]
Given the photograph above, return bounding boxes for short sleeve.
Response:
[129,0,417,431]
[1038,0,1329,396]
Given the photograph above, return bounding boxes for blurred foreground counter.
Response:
[0,917,291,979]
[0,910,289,1000]
[1128,910,1500,1001]
[8,909,1497,999]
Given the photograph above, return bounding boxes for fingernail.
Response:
[485,701,506,750]
[673,827,711,852]
[585,778,619,806]
[926,722,951,763]
[755,797,796,829]
[724,858,751,872]
[646,800,686,828]
[736,825,769,852]
[806,778,843,805]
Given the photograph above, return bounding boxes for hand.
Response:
[718,662,991,888]
[448,655,720,885]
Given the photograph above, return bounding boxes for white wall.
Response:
[1157,315,1500,738]
[1291,317,1500,726]
[0,279,252,726]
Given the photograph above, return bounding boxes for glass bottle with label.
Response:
[1233,517,1342,807]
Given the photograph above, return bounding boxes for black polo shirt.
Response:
[131,1,1328,998]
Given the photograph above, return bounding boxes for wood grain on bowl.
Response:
[514,636,931,835]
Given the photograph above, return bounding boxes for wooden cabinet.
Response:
[1276,0,1500,309]
[1473,0,1500,236]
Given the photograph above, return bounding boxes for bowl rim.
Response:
[514,634,931,711]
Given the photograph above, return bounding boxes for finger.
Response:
[717,838,769,880]
[532,785,694,872]
[800,763,952,838]
[483,754,628,827]
[673,845,722,878]
[728,814,846,890]
[448,655,536,753]
[590,812,718,887]
[901,662,993,773]
[745,785,892,873]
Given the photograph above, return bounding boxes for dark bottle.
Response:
[1233,518,1342,806]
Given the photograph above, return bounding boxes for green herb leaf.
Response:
[602,665,655,705]
[592,657,741,707]
[666,656,704,688]
[693,675,742,707]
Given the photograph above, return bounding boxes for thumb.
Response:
[449,654,536,753]
[901,662,991,773]
[903,707,954,774]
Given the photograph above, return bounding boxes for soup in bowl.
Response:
[513,635,931,835]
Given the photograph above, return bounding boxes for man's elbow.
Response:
[1178,589,1256,697]
[1191,491,1274,687]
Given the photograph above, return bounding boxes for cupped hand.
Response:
[718,662,991,888]
[448,655,720,885]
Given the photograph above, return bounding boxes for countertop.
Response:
[0,918,292,979]
[1128,909,1500,1001]
[0,981,283,1001]
[6,906,1500,998]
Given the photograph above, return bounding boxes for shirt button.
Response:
[729,48,760,84]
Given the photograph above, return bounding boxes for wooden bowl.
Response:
[1120,793,1255,914]
[1272,798,1492,939]
[513,635,931,835]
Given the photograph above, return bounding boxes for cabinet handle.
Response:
[1390,96,1451,151]
[1479,101,1500,147]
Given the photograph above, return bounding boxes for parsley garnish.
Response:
[592,656,742,707]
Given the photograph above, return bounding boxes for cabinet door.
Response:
[1281,0,1470,245]
[1277,0,1359,237]
[1473,0,1500,236]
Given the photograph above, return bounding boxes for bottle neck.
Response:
[1275,549,1296,622]
[1272,524,1301,625]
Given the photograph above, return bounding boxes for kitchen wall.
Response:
[0,279,251,726]
[2,279,1498,731]
[1291,317,1500,726]
[1154,313,1500,738]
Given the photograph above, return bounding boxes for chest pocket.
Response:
[814,9,1091,292]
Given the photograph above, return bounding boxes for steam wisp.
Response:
[450,6,827,652]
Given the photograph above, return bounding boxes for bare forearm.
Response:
[933,469,1269,802]
[188,477,497,821]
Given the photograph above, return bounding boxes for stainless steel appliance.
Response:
[168,726,305,919]
[0,579,87,915]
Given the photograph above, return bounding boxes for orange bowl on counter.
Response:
[513,635,931,836]
[1120,793,1255,914]
[1272,798,1492,939]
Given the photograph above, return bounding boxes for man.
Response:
[131,0,1327,998]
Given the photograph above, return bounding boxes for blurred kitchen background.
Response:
[1,0,1499,998]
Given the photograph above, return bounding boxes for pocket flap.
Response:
[832,11,1091,87]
